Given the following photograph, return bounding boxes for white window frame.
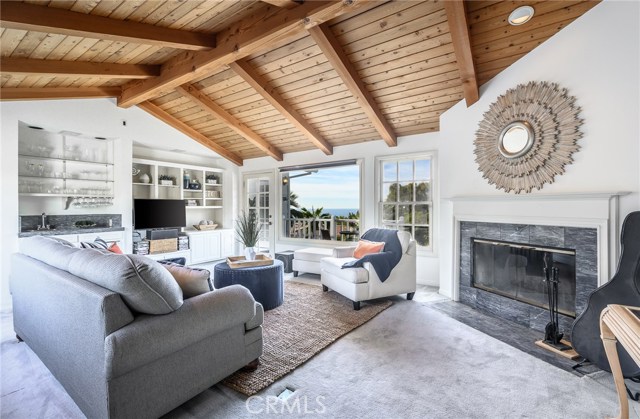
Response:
[277,159,364,246]
[375,152,437,255]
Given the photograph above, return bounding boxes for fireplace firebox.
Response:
[471,238,577,318]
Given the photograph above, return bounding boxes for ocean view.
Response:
[323,208,359,217]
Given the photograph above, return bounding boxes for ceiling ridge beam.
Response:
[0,2,216,51]
[444,0,479,107]
[117,0,378,108]
[0,87,121,101]
[0,57,160,79]
[229,60,333,155]
[307,23,397,147]
[176,84,283,161]
[137,101,243,166]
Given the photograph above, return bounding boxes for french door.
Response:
[243,172,275,254]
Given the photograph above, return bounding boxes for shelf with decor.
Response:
[132,157,225,228]
[18,124,115,209]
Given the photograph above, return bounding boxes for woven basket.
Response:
[193,224,218,231]
[149,238,177,254]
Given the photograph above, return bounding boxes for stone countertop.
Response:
[19,226,125,238]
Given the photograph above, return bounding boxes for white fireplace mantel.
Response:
[442,192,630,301]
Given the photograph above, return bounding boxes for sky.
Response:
[289,165,359,210]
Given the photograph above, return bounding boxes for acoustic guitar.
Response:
[571,211,640,377]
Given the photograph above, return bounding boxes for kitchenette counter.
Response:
[19,226,125,238]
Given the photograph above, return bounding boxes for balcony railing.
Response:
[284,217,359,241]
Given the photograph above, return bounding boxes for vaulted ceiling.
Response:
[0,0,599,165]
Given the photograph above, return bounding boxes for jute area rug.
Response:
[222,281,392,396]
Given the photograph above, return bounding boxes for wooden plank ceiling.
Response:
[0,0,599,165]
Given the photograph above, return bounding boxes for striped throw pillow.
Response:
[79,237,109,250]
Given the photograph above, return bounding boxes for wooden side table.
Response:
[600,304,640,419]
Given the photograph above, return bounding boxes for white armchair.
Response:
[320,230,417,310]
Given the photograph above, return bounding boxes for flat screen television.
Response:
[133,199,186,230]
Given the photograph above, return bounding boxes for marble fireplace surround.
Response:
[459,221,595,334]
[447,193,628,335]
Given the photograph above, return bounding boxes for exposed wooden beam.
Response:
[0,2,216,51]
[308,24,396,147]
[176,84,283,161]
[0,57,160,79]
[0,87,121,101]
[118,0,376,108]
[260,0,301,9]
[444,0,479,107]
[137,101,243,166]
[229,61,333,155]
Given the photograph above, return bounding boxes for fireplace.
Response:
[459,221,598,335]
[471,239,576,317]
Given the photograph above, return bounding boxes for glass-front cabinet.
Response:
[18,123,114,208]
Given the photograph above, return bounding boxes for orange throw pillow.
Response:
[353,240,385,259]
[108,243,124,254]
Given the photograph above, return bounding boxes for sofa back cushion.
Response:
[20,236,81,271]
[397,230,412,253]
[67,251,183,315]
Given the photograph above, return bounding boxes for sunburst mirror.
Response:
[474,81,583,194]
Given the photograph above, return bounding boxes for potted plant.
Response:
[159,174,175,186]
[235,210,261,261]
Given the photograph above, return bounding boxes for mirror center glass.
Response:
[499,121,534,158]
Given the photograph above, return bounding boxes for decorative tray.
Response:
[192,224,218,231]
[226,254,273,269]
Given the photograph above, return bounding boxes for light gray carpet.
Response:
[1,295,636,418]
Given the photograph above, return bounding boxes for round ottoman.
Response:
[213,260,284,310]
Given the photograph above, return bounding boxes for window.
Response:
[378,155,433,249]
[280,160,361,242]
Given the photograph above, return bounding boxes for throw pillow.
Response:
[108,243,123,254]
[79,237,109,250]
[67,251,183,315]
[353,239,385,259]
[159,261,212,298]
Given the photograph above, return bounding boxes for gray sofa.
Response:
[11,237,263,418]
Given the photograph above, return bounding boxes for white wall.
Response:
[0,99,225,311]
[437,0,640,297]
[240,133,442,287]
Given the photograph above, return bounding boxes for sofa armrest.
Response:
[333,246,356,258]
[106,285,256,378]
[246,302,264,331]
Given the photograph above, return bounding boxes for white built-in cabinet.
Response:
[187,230,234,264]
[132,158,234,264]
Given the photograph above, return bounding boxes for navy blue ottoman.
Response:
[213,260,284,310]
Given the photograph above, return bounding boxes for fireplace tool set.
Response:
[543,254,572,351]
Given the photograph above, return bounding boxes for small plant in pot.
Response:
[159,174,175,186]
[235,210,261,261]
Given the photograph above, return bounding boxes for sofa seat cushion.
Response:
[294,247,333,263]
[321,257,369,284]
[67,250,183,315]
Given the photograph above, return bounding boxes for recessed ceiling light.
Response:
[170,149,186,153]
[94,136,107,140]
[508,6,535,26]
[28,125,44,130]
